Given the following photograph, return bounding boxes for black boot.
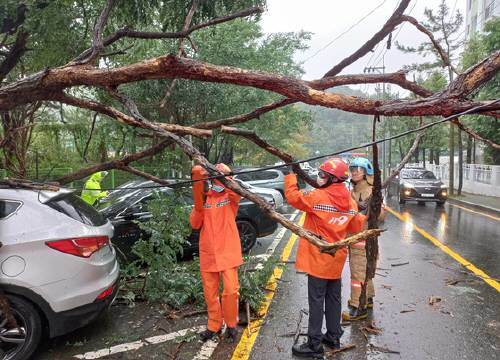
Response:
[225,327,237,343]
[199,328,220,342]
[367,297,374,309]
[292,341,324,359]
[321,335,340,349]
[341,305,368,321]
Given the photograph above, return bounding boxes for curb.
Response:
[448,197,500,216]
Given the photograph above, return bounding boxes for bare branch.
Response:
[73,6,263,63]
[382,131,425,188]
[322,0,411,77]
[220,125,318,187]
[0,30,28,83]
[55,139,173,184]
[73,0,115,64]
[52,93,212,138]
[401,15,456,74]
[452,118,500,149]
[118,165,172,185]
[82,112,98,162]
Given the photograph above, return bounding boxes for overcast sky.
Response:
[260,0,466,94]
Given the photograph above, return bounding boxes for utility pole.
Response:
[364,64,386,179]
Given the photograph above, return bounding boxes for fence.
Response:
[422,163,500,197]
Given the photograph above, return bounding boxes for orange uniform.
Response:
[285,174,366,279]
[190,168,242,333]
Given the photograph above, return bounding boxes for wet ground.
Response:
[34,200,500,359]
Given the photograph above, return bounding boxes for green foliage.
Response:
[238,255,282,312]
[460,17,500,164]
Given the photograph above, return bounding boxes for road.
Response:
[34,201,500,359]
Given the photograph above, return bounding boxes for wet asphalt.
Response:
[33,201,500,359]
[250,199,500,360]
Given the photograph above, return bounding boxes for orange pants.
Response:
[201,267,240,332]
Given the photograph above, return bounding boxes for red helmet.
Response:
[319,158,349,182]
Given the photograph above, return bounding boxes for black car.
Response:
[387,167,448,205]
[99,186,278,260]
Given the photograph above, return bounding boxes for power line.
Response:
[303,0,388,63]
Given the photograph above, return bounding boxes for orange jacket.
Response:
[190,188,243,272]
[285,174,366,279]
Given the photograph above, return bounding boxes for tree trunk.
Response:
[422,147,426,167]
[449,123,455,195]
[466,135,472,164]
[435,149,440,165]
[458,129,463,195]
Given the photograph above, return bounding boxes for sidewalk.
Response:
[449,191,500,214]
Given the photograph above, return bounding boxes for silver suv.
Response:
[0,187,119,360]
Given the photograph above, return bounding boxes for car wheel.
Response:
[398,192,406,205]
[436,200,446,206]
[1,295,42,360]
[237,220,257,253]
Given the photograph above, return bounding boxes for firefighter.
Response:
[81,171,109,206]
[190,163,242,343]
[286,158,366,358]
[342,157,385,321]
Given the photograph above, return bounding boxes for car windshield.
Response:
[46,193,107,226]
[401,169,436,180]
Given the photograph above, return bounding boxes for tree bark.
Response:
[458,129,463,195]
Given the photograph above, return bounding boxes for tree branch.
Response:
[51,93,212,138]
[322,0,411,77]
[83,112,98,162]
[452,118,500,149]
[220,125,318,187]
[55,139,173,184]
[118,165,172,185]
[0,30,28,83]
[400,15,456,74]
[382,130,425,188]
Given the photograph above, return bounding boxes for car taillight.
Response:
[95,284,114,301]
[45,236,109,258]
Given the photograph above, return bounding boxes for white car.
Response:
[0,187,119,360]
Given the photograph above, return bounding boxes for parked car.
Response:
[387,167,448,205]
[99,185,278,261]
[233,168,286,196]
[0,187,119,360]
[235,179,284,212]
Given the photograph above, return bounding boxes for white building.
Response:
[465,0,499,38]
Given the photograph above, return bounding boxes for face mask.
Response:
[317,175,328,187]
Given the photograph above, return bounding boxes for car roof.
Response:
[0,187,75,202]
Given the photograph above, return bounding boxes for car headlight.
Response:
[403,183,414,189]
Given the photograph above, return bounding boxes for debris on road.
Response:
[400,309,415,313]
[293,309,308,345]
[428,296,442,306]
[440,310,454,317]
[361,321,382,335]
[391,261,410,267]
[381,284,392,290]
[368,344,400,354]
[325,344,356,357]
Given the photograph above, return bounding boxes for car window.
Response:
[401,169,436,179]
[419,171,436,179]
[234,173,255,182]
[259,171,279,180]
[0,200,22,220]
[46,193,107,226]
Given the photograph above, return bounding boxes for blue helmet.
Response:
[349,157,374,176]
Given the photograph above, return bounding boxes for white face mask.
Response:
[317,175,328,187]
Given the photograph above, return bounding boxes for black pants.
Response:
[307,275,343,346]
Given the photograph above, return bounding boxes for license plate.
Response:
[421,193,434,198]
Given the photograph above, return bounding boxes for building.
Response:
[465,0,499,39]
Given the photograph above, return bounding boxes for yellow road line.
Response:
[449,202,500,221]
[231,213,306,360]
[386,206,500,292]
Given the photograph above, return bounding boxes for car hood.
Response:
[402,179,443,187]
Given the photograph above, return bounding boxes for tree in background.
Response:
[461,17,500,165]
[396,0,464,194]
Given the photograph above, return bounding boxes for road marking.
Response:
[386,206,500,292]
[449,203,500,221]
[231,212,306,360]
[192,338,219,359]
[73,326,205,359]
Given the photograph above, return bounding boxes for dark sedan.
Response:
[99,186,278,261]
[387,167,448,205]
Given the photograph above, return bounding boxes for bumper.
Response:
[48,279,119,337]
[401,188,448,202]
